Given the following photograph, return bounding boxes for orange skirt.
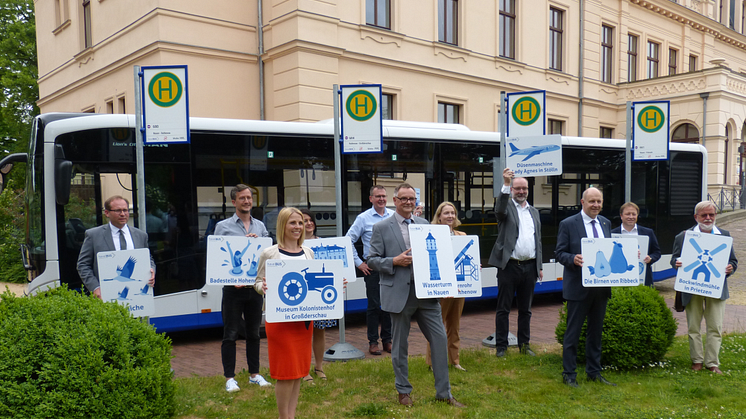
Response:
[266,321,313,380]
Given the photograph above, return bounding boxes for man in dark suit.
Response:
[488,168,543,357]
[367,183,464,408]
[77,195,155,299]
[671,201,737,375]
[611,202,661,287]
[555,187,615,388]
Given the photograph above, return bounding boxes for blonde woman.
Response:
[255,207,314,419]
[426,201,467,371]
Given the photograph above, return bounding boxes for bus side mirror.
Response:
[0,152,28,195]
[54,145,72,205]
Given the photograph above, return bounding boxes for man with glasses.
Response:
[346,185,395,355]
[488,168,543,358]
[368,183,465,408]
[77,195,155,299]
[671,201,737,375]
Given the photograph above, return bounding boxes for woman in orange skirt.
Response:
[256,207,314,419]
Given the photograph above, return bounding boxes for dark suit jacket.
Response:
[670,226,738,305]
[488,190,542,273]
[77,224,155,292]
[611,225,662,286]
[555,212,612,301]
[367,214,429,314]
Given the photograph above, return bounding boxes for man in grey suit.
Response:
[367,183,465,408]
[555,187,615,388]
[77,195,155,299]
[488,168,543,357]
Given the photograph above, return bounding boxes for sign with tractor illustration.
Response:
[451,235,482,297]
[409,224,458,299]
[580,238,640,287]
[97,248,154,317]
[265,259,345,323]
[674,231,732,299]
[205,236,272,286]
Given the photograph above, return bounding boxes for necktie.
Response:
[591,220,599,238]
[119,229,127,250]
[404,218,412,225]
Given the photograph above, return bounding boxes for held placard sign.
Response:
[633,101,669,161]
[305,237,358,283]
[451,235,482,297]
[674,231,732,299]
[141,65,190,144]
[611,233,650,285]
[97,248,154,317]
[205,236,273,286]
[505,134,562,177]
[410,224,458,299]
[265,259,345,323]
[340,84,383,154]
[580,238,640,287]
[506,91,546,138]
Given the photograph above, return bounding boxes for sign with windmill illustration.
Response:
[97,248,154,317]
[580,238,640,287]
[206,236,273,286]
[674,231,732,299]
[409,224,458,299]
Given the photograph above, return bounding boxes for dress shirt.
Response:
[110,223,134,251]
[581,211,606,239]
[694,225,722,235]
[394,212,413,249]
[214,213,269,237]
[619,224,638,235]
[512,202,536,261]
[346,206,395,266]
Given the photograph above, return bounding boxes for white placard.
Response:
[612,233,650,284]
[674,231,733,299]
[97,248,154,317]
[305,237,358,283]
[452,235,482,297]
[265,259,345,323]
[505,134,563,177]
[581,238,640,287]
[141,66,190,144]
[409,224,458,298]
[506,90,546,137]
[206,236,273,286]
[340,84,383,154]
[633,101,669,161]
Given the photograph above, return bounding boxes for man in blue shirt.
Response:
[346,185,395,355]
[214,184,271,392]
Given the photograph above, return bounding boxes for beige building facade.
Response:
[34,0,746,198]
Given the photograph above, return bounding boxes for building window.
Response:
[381,94,394,120]
[672,123,699,143]
[720,0,725,24]
[549,119,564,135]
[499,0,516,59]
[668,48,678,75]
[118,96,126,114]
[106,100,114,114]
[83,0,92,48]
[646,41,659,79]
[742,2,746,35]
[601,25,613,83]
[366,0,390,29]
[549,8,564,71]
[438,0,458,45]
[55,0,69,27]
[689,54,697,72]
[600,127,613,139]
[438,102,460,124]
[628,34,638,82]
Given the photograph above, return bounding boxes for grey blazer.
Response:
[367,214,428,314]
[488,190,543,273]
[76,224,155,292]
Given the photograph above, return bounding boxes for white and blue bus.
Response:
[0,113,706,332]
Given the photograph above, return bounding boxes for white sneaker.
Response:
[249,374,272,387]
[225,378,240,392]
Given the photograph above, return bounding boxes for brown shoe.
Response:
[369,343,382,355]
[708,366,723,375]
[383,341,392,353]
[398,393,413,407]
[691,363,703,371]
[436,397,466,408]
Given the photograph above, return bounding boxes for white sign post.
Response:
[633,101,669,161]
[410,224,458,298]
[97,248,154,317]
[580,238,640,287]
[452,235,482,297]
[612,233,650,285]
[205,236,273,286]
[265,259,345,323]
[141,65,190,144]
[674,231,733,299]
[505,134,563,177]
[340,84,382,153]
[506,91,546,138]
[305,237,358,283]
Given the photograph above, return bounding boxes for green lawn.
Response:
[173,334,746,419]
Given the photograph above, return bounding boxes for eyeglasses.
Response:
[372,195,387,199]
[107,209,129,214]
[395,197,416,203]
[698,213,716,219]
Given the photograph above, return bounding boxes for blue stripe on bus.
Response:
[653,268,676,281]
[150,311,223,333]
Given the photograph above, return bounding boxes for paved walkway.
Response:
[166,212,746,378]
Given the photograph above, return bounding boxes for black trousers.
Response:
[221,286,263,377]
[495,259,538,349]
[365,270,392,345]
[562,289,609,380]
